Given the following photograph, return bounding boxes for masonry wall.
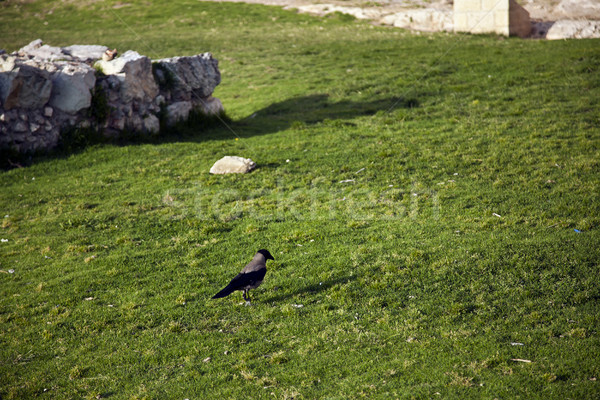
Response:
[454,0,531,37]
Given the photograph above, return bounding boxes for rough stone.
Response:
[166,101,192,126]
[62,45,108,62]
[553,0,600,19]
[95,50,159,102]
[546,20,600,40]
[143,114,160,133]
[381,9,453,32]
[0,64,53,110]
[19,40,68,62]
[294,4,384,20]
[49,63,96,114]
[210,156,256,174]
[14,121,27,132]
[17,39,43,55]
[198,96,224,116]
[1,41,223,154]
[0,55,17,72]
[153,53,221,101]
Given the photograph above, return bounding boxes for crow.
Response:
[211,249,274,304]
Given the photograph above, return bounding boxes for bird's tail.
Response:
[212,285,234,299]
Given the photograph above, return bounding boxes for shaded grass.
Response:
[1,0,600,399]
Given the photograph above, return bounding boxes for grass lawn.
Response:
[1,0,600,398]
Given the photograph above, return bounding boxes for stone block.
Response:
[453,12,470,32]
[495,11,510,30]
[454,0,482,13]
[482,0,508,12]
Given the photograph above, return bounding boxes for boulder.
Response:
[153,53,221,101]
[210,156,256,174]
[95,50,159,102]
[49,63,96,114]
[0,62,53,110]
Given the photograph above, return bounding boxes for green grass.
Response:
[1,0,600,398]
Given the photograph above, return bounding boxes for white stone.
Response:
[381,9,453,32]
[49,64,96,114]
[18,39,43,54]
[554,0,600,19]
[453,0,530,37]
[62,45,108,62]
[546,20,600,40]
[19,39,69,62]
[293,4,382,20]
[44,106,53,117]
[210,156,256,174]
[166,101,192,126]
[0,55,16,72]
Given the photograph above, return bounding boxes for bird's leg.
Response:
[243,290,252,306]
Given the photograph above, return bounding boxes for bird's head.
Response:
[257,249,274,260]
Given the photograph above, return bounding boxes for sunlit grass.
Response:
[1,0,600,398]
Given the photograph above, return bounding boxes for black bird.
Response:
[212,249,274,303]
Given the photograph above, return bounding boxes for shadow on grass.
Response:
[264,273,358,303]
[235,93,418,136]
[1,93,418,169]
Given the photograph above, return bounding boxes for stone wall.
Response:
[0,40,223,154]
[454,0,531,38]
